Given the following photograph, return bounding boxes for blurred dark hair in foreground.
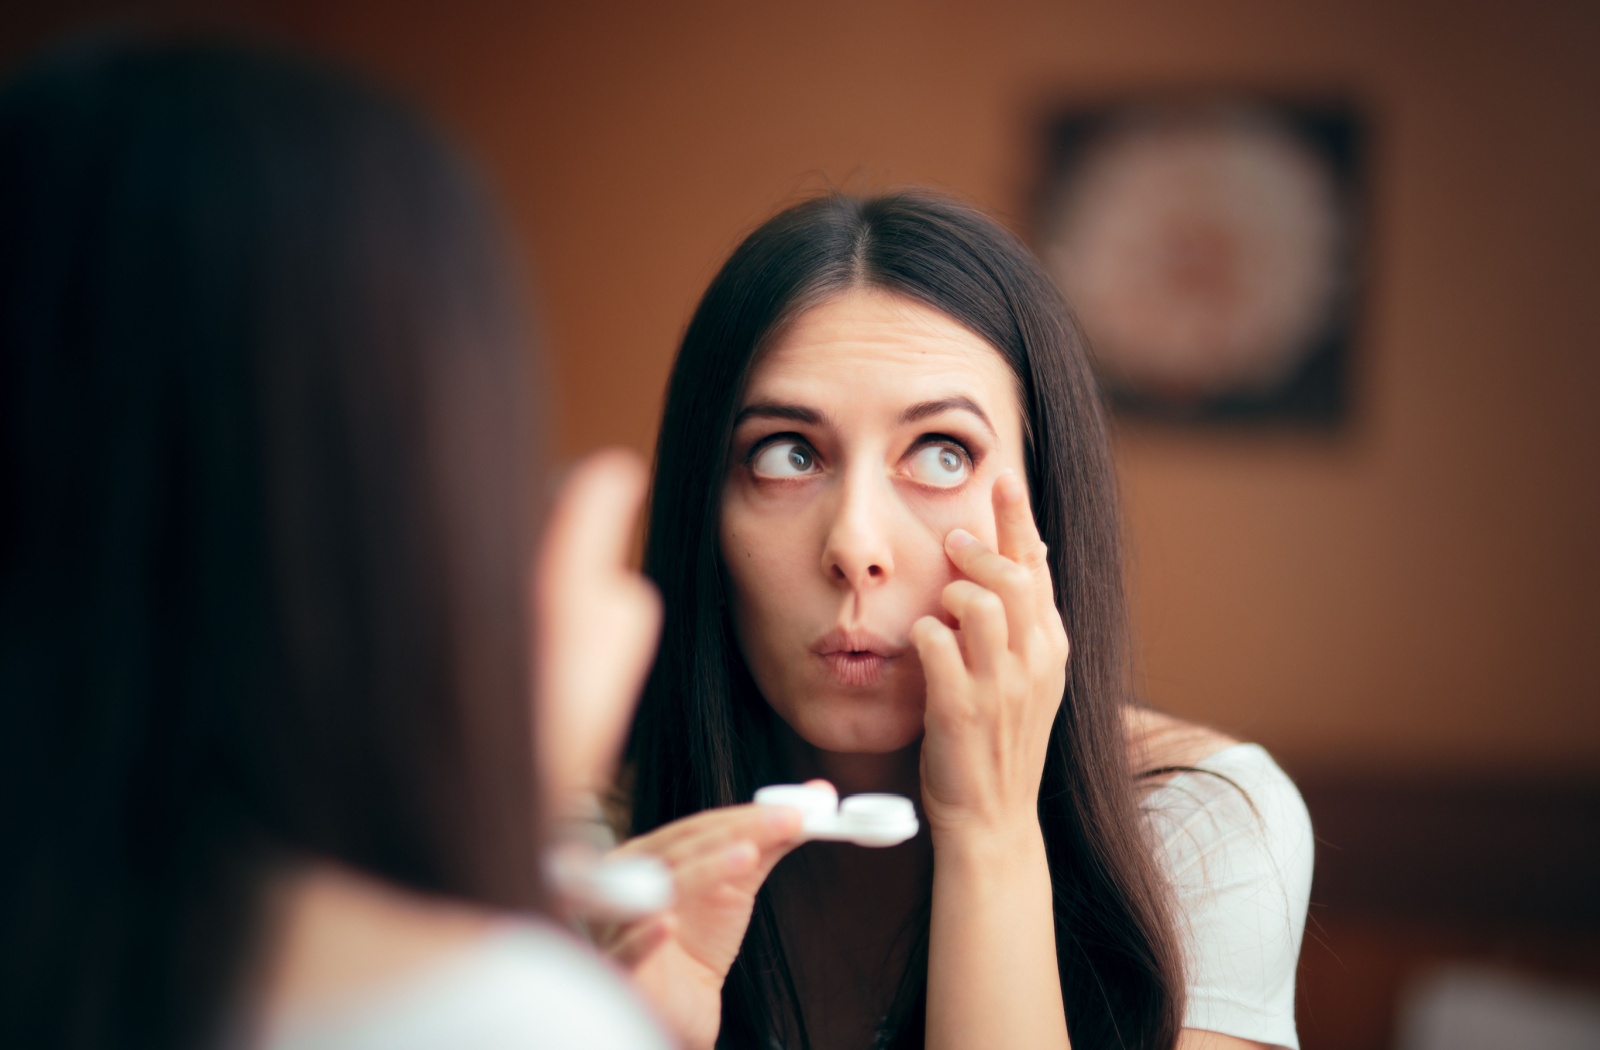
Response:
[0,37,544,1048]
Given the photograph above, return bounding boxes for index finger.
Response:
[988,471,1062,627]
[992,471,1051,581]
[615,803,803,863]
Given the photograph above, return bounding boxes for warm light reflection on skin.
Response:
[719,288,1029,757]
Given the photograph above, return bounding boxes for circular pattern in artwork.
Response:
[1042,103,1346,409]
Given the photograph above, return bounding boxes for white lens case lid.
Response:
[547,846,674,921]
[753,783,919,848]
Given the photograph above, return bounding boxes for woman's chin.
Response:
[786,694,925,755]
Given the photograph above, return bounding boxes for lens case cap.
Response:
[753,782,919,847]
[548,846,674,921]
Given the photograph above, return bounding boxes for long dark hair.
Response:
[630,192,1184,1049]
[0,40,544,1049]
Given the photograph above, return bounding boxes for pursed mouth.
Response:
[817,650,897,687]
[810,626,905,659]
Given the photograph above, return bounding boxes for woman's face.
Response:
[719,288,1028,755]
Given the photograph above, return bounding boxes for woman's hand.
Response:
[910,471,1069,845]
[597,803,808,1050]
[533,449,662,814]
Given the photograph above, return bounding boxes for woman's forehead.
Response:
[744,289,1018,410]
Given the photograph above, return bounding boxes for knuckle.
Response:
[913,616,950,647]
[1001,564,1032,593]
[933,694,979,729]
[973,590,1005,617]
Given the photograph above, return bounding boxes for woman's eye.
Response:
[749,440,820,478]
[904,443,971,488]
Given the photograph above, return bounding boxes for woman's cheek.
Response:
[720,498,809,610]
[900,481,998,557]
[886,486,984,629]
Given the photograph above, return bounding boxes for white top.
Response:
[259,920,672,1050]
[1142,743,1315,1050]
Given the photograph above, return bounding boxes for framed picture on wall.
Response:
[1033,94,1365,427]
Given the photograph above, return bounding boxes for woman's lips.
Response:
[818,650,895,687]
[811,627,904,687]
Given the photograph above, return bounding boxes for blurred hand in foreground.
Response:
[534,449,661,813]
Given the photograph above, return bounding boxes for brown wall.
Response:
[9,0,1600,776]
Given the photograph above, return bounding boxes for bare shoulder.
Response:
[255,862,499,1022]
[1123,705,1242,782]
[1176,1029,1275,1050]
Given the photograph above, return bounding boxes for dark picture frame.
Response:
[1031,93,1366,428]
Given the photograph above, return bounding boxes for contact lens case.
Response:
[548,846,675,921]
[753,782,919,847]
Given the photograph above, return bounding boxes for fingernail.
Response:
[946,528,977,549]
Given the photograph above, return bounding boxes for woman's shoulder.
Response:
[258,869,670,1050]
[1124,705,1242,775]
[1127,707,1311,864]
[1124,710,1314,1049]
[262,920,670,1050]
[1141,742,1313,865]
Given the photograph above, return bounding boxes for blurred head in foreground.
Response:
[0,38,542,1047]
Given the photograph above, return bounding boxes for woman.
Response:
[0,40,669,1048]
[611,193,1314,1050]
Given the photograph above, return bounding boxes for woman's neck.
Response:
[765,722,931,1050]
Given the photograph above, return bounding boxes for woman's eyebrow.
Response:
[899,396,996,438]
[733,400,835,428]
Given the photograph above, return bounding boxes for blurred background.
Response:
[6,2,1597,1047]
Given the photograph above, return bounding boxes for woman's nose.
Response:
[821,471,895,589]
